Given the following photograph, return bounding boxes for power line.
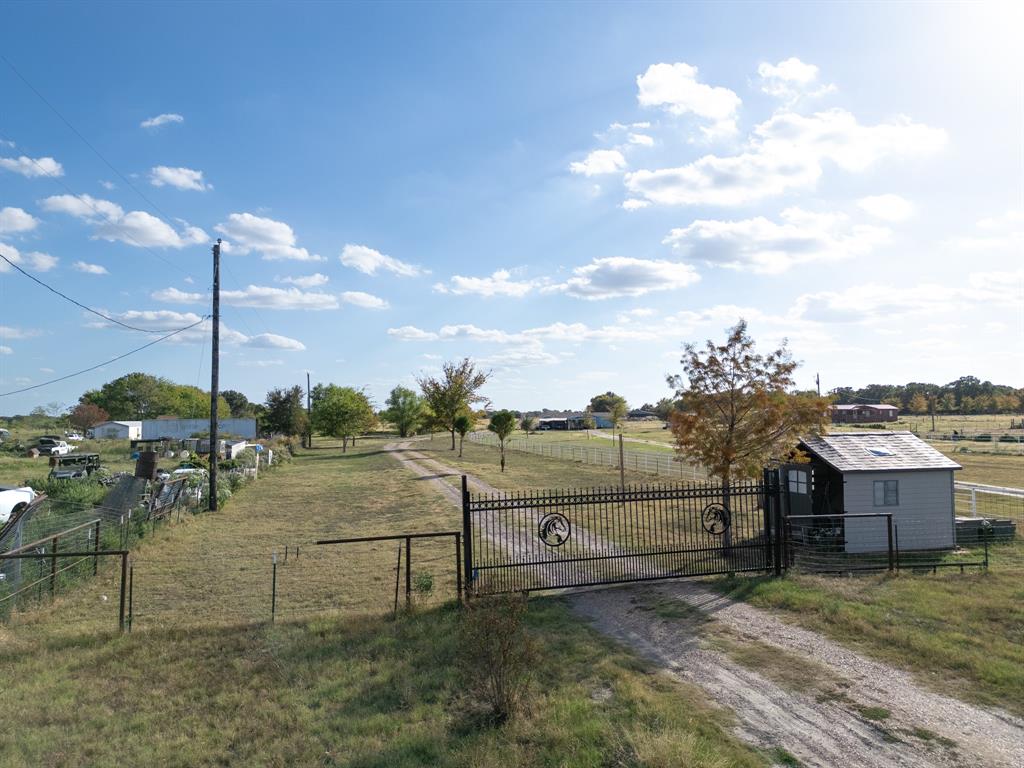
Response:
[0,250,199,334]
[0,316,209,397]
[0,128,194,278]
[1,54,180,233]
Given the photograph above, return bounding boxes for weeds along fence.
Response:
[784,513,989,575]
[127,533,464,629]
[468,431,709,481]
[0,477,210,630]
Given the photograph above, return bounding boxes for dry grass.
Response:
[0,437,770,767]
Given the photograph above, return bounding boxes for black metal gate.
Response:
[462,473,782,595]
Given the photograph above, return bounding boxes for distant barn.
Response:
[830,403,899,424]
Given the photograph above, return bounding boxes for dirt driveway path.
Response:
[387,439,1024,768]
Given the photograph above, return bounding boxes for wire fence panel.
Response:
[954,482,1024,534]
[468,431,709,481]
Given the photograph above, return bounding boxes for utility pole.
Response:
[815,373,821,397]
[306,371,312,449]
[208,239,221,512]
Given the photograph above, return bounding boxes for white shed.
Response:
[89,421,142,440]
[794,432,961,553]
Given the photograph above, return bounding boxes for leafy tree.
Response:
[520,415,535,436]
[222,390,255,418]
[80,372,229,419]
[653,397,678,421]
[69,403,109,432]
[588,391,627,414]
[608,399,628,431]
[488,410,517,472]
[382,385,425,438]
[311,384,376,452]
[580,413,596,431]
[262,386,308,436]
[453,413,473,457]
[908,393,929,415]
[668,320,829,547]
[418,358,490,450]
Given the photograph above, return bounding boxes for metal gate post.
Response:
[772,470,784,577]
[461,475,473,594]
[454,532,463,602]
[762,468,774,570]
[93,520,101,576]
[886,514,895,572]
[118,552,128,633]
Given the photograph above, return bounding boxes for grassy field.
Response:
[0,438,769,767]
[0,433,137,487]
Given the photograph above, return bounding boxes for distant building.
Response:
[141,418,257,441]
[89,421,142,440]
[627,409,657,420]
[786,431,961,553]
[830,404,899,424]
[534,411,615,430]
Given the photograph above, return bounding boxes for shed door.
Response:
[780,464,813,519]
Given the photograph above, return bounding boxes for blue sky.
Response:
[0,1,1021,414]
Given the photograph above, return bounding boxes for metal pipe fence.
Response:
[468,430,709,481]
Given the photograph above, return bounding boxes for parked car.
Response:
[49,453,102,480]
[0,485,36,525]
[65,432,84,442]
[36,438,73,456]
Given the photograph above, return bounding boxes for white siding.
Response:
[142,418,257,441]
[843,470,955,553]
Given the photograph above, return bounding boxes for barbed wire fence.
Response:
[468,431,709,481]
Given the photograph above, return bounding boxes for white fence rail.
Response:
[468,431,709,481]
[954,482,1024,524]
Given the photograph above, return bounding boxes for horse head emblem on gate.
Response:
[701,503,731,536]
[538,513,571,547]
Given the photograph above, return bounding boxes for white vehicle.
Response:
[66,432,84,442]
[48,440,74,456]
[0,486,36,526]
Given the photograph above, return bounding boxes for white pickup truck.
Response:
[37,438,73,456]
[0,486,36,525]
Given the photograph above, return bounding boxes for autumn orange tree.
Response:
[668,319,829,498]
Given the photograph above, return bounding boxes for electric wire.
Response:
[0,316,208,397]
[0,250,202,334]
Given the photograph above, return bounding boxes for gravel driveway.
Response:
[387,440,1024,768]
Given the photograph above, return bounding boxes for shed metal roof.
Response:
[799,431,961,473]
[830,403,899,411]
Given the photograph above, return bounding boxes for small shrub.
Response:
[413,572,434,596]
[456,593,537,727]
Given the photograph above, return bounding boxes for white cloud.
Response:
[340,291,389,309]
[758,57,836,102]
[664,207,891,274]
[621,199,650,211]
[433,269,537,297]
[41,194,208,248]
[245,333,306,351]
[72,261,108,275]
[141,113,184,129]
[0,155,64,178]
[238,359,284,367]
[215,213,323,261]
[340,243,424,276]
[625,108,946,206]
[547,256,700,299]
[99,180,116,190]
[149,166,212,191]
[0,345,11,355]
[628,133,654,147]
[279,273,329,288]
[857,194,915,222]
[221,285,338,310]
[152,287,205,303]
[636,62,741,138]
[0,325,42,339]
[387,326,439,341]
[0,206,39,233]
[569,149,627,176]
[0,244,58,272]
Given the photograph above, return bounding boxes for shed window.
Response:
[787,469,808,494]
[873,479,899,506]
